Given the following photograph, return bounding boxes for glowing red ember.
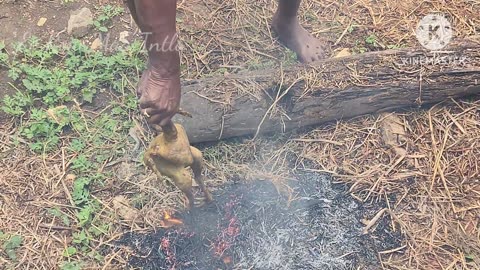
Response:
[160,210,183,228]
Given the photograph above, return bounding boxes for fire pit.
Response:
[117,172,401,269]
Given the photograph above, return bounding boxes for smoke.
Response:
[118,172,401,269]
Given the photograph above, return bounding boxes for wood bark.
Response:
[173,42,480,143]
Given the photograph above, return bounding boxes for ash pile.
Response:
[117,172,401,269]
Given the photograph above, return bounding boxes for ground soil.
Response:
[1,0,479,269]
[0,0,131,122]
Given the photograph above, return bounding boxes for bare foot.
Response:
[272,16,328,63]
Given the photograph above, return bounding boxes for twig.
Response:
[362,208,388,234]
[38,224,72,231]
[291,138,344,146]
[193,91,229,106]
[254,75,302,139]
[334,18,353,46]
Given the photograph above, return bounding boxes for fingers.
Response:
[141,101,178,116]
[141,105,176,125]
[148,112,175,126]
[139,93,158,109]
[147,112,167,124]
[137,65,181,128]
[137,69,150,96]
[142,107,166,117]
[139,95,178,126]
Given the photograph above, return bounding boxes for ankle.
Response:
[273,13,298,29]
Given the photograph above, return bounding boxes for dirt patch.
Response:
[0,1,70,48]
[116,172,401,269]
[0,0,80,110]
[0,0,136,122]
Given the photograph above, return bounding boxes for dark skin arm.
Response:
[125,0,327,126]
[125,0,181,126]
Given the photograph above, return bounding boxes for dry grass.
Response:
[176,0,480,81]
[0,118,287,268]
[0,115,201,268]
[1,0,479,269]
[284,99,480,269]
[173,0,480,108]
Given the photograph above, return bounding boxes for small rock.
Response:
[65,174,76,183]
[119,31,130,44]
[335,48,351,58]
[37,17,47,27]
[67,7,93,38]
[90,37,103,50]
[112,196,140,222]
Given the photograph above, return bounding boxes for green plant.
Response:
[351,39,368,54]
[347,25,355,34]
[61,261,82,270]
[0,41,8,65]
[93,5,124,32]
[63,246,77,257]
[48,208,71,226]
[1,90,33,116]
[283,50,297,65]
[387,44,403,49]
[68,138,86,153]
[71,156,93,173]
[365,34,377,46]
[72,230,91,248]
[1,36,144,266]
[18,107,78,152]
[0,233,23,261]
[2,37,143,153]
[5,38,143,106]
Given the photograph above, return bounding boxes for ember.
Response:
[212,196,241,258]
[160,237,176,266]
[212,218,240,256]
[160,210,183,228]
[117,172,401,269]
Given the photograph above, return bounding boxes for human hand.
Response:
[138,64,181,127]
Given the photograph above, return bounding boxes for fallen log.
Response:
[173,42,480,143]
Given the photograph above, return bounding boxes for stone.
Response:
[37,17,47,27]
[335,48,351,58]
[112,196,140,222]
[119,31,130,44]
[65,174,76,183]
[67,7,93,38]
[90,37,102,50]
